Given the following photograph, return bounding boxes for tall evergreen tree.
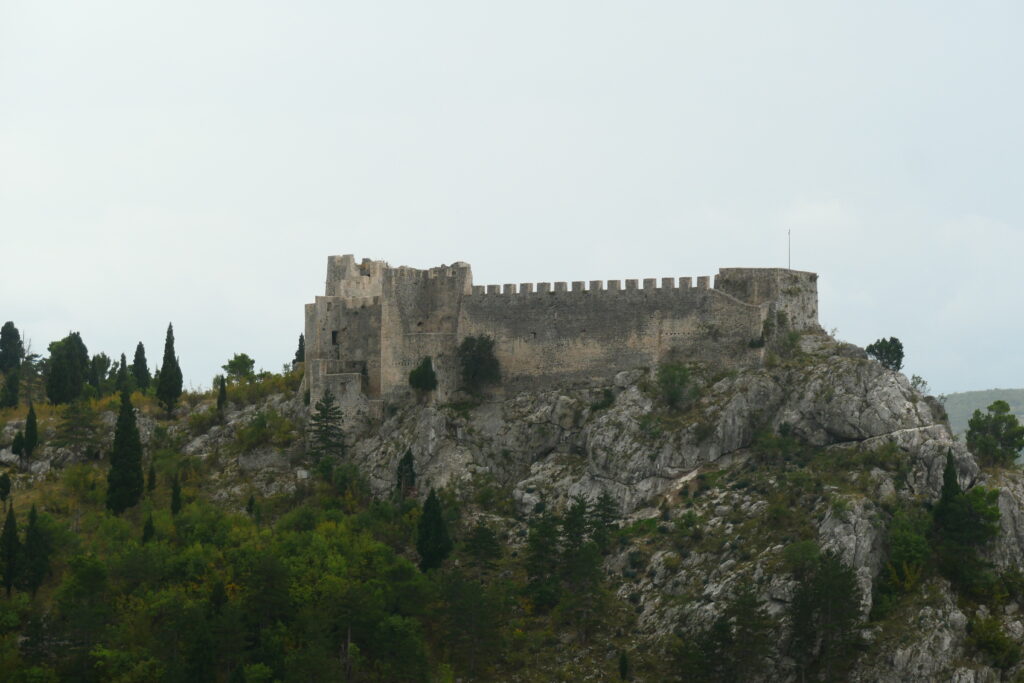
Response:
[1,506,18,596]
[171,476,182,516]
[294,334,305,364]
[0,473,10,507]
[588,490,619,554]
[308,389,344,460]
[88,353,112,394]
[525,511,562,612]
[156,323,183,415]
[147,463,157,492]
[115,353,131,393]
[24,403,38,458]
[464,523,502,578]
[216,376,227,419]
[53,400,101,458]
[106,390,144,515]
[142,514,155,544]
[21,505,50,598]
[45,332,89,404]
[396,449,416,498]
[416,489,453,571]
[0,369,18,409]
[11,431,24,458]
[0,322,23,374]
[131,342,151,391]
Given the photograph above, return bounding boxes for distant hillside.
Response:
[943,388,1024,435]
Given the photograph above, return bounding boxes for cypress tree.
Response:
[45,332,89,404]
[0,322,23,375]
[131,342,151,391]
[142,514,155,544]
[294,334,305,364]
[417,489,452,571]
[147,463,156,492]
[246,494,255,517]
[396,449,416,498]
[106,390,144,515]
[22,504,49,598]
[0,369,18,409]
[24,403,38,458]
[216,376,227,419]
[115,353,131,393]
[1,506,18,596]
[0,474,9,507]
[156,323,183,416]
[11,432,23,458]
[171,476,182,516]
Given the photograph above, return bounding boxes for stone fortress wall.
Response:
[304,255,820,416]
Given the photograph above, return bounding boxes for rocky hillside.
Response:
[3,331,1024,681]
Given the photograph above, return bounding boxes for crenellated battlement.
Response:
[306,256,820,408]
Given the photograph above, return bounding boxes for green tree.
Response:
[294,334,305,364]
[790,551,861,681]
[456,335,500,395]
[156,323,183,415]
[106,390,144,515]
[46,332,89,404]
[217,375,227,419]
[866,336,904,371]
[396,449,416,499]
[588,490,619,554]
[0,322,23,374]
[0,473,9,507]
[131,342,151,391]
[11,431,24,458]
[88,352,112,395]
[408,357,438,393]
[308,389,344,461]
[222,353,256,381]
[657,362,692,410]
[115,353,132,393]
[54,399,102,458]
[464,523,502,578]
[21,504,50,598]
[24,402,38,457]
[142,514,155,544]
[0,369,18,408]
[967,400,1024,468]
[416,489,452,571]
[1,506,18,596]
[440,570,505,677]
[525,510,561,612]
[171,476,182,516]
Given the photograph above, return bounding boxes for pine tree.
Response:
[0,369,18,409]
[106,390,144,515]
[1,506,18,596]
[0,473,9,507]
[417,489,453,571]
[142,514,155,544]
[588,490,619,554]
[132,342,151,391]
[24,403,38,457]
[45,332,89,404]
[156,323,183,415]
[216,376,227,419]
[464,523,502,578]
[396,449,416,498]
[0,322,23,375]
[21,504,50,598]
[147,463,156,492]
[171,476,182,516]
[54,400,101,458]
[88,353,112,395]
[308,389,344,461]
[11,431,24,458]
[525,511,562,612]
[294,334,305,364]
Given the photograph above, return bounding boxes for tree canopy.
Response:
[156,323,183,414]
[106,390,144,515]
[0,322,23,374]
[131,342,151,391]
[967,400,1024,468]
[457,335,500,395]
[46,332,89,404]
[222,353,256,381]
[866,337,904,372]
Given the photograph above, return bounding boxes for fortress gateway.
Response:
[304,255,820,415]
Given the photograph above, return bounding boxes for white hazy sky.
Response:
[1,2,1021,394]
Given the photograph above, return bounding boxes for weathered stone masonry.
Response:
[304,255,819,417]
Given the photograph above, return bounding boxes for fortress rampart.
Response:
[304,255,819,415]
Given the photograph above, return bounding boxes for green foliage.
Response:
[307,390,344,461]
[408,356,438,392]
[222,353,256,381]
[0,369,18,409]
[789,551,862,681]
[53,400,101,458]
[589,490,619,554]
[11,431,24,458]
[524,511,561,612]
[1,507,18,596]
[170,477,182,516]
[20,506,50,598]
[464,523,502,577]
[45,332,89,405]
[216,375,227,417]
[396,450,416,499]
[416,489,452,571]
[105,390,144,515]
[456,335,500,395]
[865,336,904,371]
[294,333,304,364]
[969,616,1021,670]
[656,363,692,410]
[234,409,297,452]
[155,323,183,415]
[439,569,506,677]
[967,400,1024,468]
[131,342,151,391]
[23,404,37,458]
[0,473,9,504]
[141,514,154,544]
[0,322,24,375]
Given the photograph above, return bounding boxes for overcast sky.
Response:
[1,2,1021,394]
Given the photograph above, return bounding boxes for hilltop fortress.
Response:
[304,255,820,415]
